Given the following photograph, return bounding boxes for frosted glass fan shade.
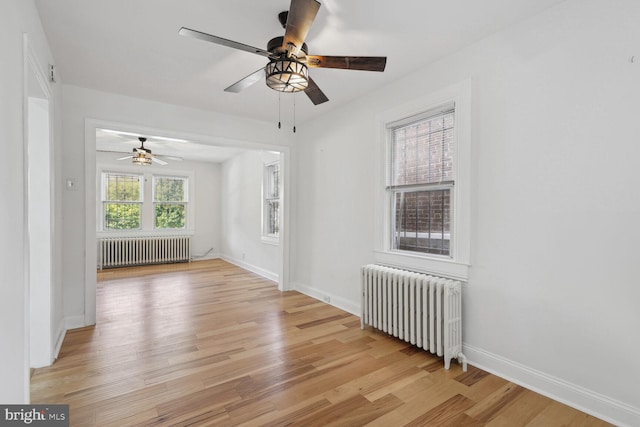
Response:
[265,58,309,92]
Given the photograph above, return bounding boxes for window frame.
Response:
[374,80,471,280]
[390,184,454,256]
[387,105,456,258]
[97,166,194,237]
[152,175,189,230]
[262,160,281,244]
[101,171,144,231]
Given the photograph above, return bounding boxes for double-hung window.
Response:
[102,172,143,230]
[388,105,455,257]
[377,81,470,279]
[153,176,188,229]
[263,161,280,241]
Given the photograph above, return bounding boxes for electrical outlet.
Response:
[241,252,246,260]
[323,296,331,304]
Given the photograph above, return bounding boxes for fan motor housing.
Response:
[267,36,308,56]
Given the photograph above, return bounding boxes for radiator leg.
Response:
[458,352,468,372]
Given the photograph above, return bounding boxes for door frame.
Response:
[83,119,292,325]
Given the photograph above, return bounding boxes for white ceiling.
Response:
[95,128,247,163]
[35,0,566,125]
[37,0,566,163]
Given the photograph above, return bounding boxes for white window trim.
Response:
[262,160,280,245]
[97,164,195,238]
[374,80,471,281]
[100,171,144,232]
[152,174,189,231]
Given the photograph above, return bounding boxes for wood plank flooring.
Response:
[31,259,611,426]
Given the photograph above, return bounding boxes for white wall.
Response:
[292,0,640,425]
[11,0,637,422]
[220,150,280,281]
[96,152,221,260]
[0,0,63,402]
[28,96,53,368]
[61,85,290,322]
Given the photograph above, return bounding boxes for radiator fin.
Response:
[98,236,191,269]
[361,264,467,371]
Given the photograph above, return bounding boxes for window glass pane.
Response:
[267,200,279,236]
[105,174,141,201]
[266,163,280,198]
[390,111,454,186]
[263,161,280,239]
[393,189,450,255]
[104,203,141,230]
[155,204,186,229]
[154,177,186,202]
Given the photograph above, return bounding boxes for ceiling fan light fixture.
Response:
[132,153,152,166]
[265,57,309,93]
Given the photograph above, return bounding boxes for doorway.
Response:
[84,121,291,326]
[24,36,54,369]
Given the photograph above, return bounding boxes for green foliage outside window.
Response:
[102,173,188,231]
[154,177,185,202]
[155,204,186,229]
[103,173,142,230]
[105,203,141,229]
[154,177,187,229]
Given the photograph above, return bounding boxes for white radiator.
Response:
[98,236,191,269]
[361,264,467,371]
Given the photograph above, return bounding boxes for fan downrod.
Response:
[278,11,288,29]
[267,36,308,56]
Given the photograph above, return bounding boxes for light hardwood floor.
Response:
[31,259,611,426]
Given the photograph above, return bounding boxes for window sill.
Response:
[261,235,279,246]
[97,229,195,239]
[373,250,469,281]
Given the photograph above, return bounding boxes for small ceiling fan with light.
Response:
[96,129,185,166]
[117,137,168,166]
[178,0,387,106]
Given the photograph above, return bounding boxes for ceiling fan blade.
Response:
[152,157,168,166]
[304,77,328,105]
[224,68,266,93]
[179,27,272,58]
[306,55,387,72]
[282,0,320,57]
[117,155,134,160]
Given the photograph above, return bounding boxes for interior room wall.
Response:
[8,0,637,423]
[27,96,53,368]
[291,0,640,425]
[220,150,280,281]
[95,152,222,260]
[0,0,63,403]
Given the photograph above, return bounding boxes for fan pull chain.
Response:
[293,94,296,133]
[278,93,282,129]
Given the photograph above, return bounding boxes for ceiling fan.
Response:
[117,137,168,166]
[179,0,387,105]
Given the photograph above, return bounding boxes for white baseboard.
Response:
[191,251,220,262]
[463,343,640,427]
[65,315,86,330]
[290,281,360,316]
[220,255,278,283]
[280,281,639,426]
[51,315,87,362]
[53,318,66,360]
